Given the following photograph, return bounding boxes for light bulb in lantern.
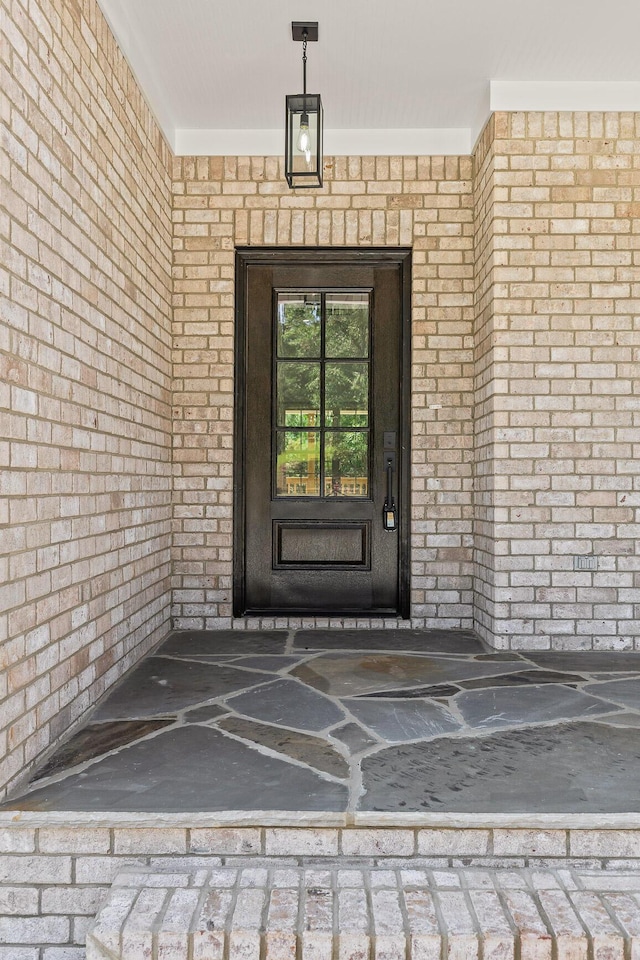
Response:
[297,113,311,163]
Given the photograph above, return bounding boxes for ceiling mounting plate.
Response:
[292,21,318,42]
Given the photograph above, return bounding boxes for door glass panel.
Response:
[276,431,320,496]
[324,432,369,497]
[277,293,321,357]
[325,362,369,427]
[274,291,371,499]
[277,362,320,426]
[325,293,369,358]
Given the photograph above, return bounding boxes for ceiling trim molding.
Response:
[326,128,472,157]
[490,81,640,112]
[174,127,472,157]
[175,129,281,156]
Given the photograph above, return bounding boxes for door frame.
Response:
[233,246,412,618]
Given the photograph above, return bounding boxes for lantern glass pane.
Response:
[285,94,323,188]
[291,110,318,174]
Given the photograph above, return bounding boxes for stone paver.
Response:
[5,631,640,815]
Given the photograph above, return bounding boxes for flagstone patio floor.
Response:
[6,629,640,815]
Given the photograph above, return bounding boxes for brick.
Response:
[266,887,299,960]
[229,886,266,960]
[0,828,36,852]
[341,830,415,857]
[372,886,406,960]
[41,951,86,959]
[264,829,339,857]
[418,830,490,856]
[190,828,262,855]
[600,893,640,936]
[434,890,479,960]
[501,889,552,960]
[493,831,567,857]
[0,915,69,944]
[469,889,515,960]
[0,855,72,884]
[39,828,110,854]
[337,882,370,960]
[75,856,148,885]
[113,828,187,855]
[41,886,104,915]
[404,888,440,960]
[568,891,625,958]
[0,885,39,914]
[535,889,587,960]
[569,831,640,859]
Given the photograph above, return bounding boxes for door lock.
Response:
[383,453,397,532]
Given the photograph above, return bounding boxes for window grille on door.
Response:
[274,291,371,499]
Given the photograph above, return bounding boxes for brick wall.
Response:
[473,117,499,641]
[171,156,475,630]
[473,112,640,650]
[0,0,173,798]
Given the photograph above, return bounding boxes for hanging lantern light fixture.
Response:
[285,21,323,189]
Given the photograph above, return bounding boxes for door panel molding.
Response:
[273,520,370,569]
[234,247,411,617]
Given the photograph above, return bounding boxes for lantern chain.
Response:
[302,30,307,95]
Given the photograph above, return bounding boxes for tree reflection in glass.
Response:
[276,363,320,426]
[326,293,369,357]
[276,431,320,497]
[277,294,321,357]
[325,432,368,497]
[325,363,368,427]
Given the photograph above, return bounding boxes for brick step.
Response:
[86,864,640,960]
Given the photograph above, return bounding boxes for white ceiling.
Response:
[97,0,640,155]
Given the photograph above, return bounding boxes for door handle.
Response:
[383,452,397,532]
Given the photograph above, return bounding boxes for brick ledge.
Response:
[3,809,640,830]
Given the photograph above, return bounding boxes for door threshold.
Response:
[241,608,404,617]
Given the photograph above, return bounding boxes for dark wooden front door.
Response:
[234,248,410,616]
